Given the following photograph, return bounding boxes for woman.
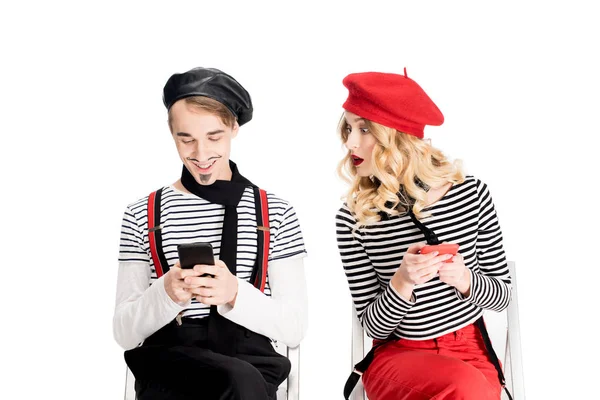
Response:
[335,70,512,400]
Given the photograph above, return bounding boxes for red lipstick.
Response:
[352,155,364,166]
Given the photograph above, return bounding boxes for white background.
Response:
[1,1,598,399]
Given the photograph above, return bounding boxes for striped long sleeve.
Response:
[458,180,512,311]
[336,213,415,339]
[335,176,512,341]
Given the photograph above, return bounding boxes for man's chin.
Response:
[196,174,215,185]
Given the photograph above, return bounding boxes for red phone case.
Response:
[420,243,459,262]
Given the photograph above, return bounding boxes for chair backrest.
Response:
[350,261,524,400]
[124,343,300,400]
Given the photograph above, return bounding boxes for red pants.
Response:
[362,324,502,400]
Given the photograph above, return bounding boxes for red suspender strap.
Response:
[252,187,270,292]
[258,188,270,292]
[147,188,169,278]
[150,187,266,288]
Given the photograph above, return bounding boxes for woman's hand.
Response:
[391,243,453,300]
[438,253,471,296]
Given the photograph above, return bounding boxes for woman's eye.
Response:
[360,128,369,134]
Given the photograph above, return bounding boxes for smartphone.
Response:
[177,242,215,276]
[420,243,459,263]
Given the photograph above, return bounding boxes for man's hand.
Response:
[185,259,239,306]
[163,262,202,305]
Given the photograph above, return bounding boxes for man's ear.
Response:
[231,121,240,139]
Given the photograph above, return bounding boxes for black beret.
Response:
[163,67,253,126]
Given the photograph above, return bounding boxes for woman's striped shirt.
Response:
[335,176,511,340]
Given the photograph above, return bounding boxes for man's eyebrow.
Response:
[175,130,225,137]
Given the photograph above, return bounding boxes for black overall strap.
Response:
[343,340,389,399]
[475,317,513,400]
[407,207,440,245]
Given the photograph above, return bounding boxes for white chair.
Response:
[275,342,300,400]
[124,343,300,400]
[350,261,525,400]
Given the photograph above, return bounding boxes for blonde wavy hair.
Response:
[337,114,466,227]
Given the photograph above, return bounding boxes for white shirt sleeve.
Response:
[112,261,190,350]
[217,257,308,348]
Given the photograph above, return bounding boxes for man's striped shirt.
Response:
[119,185,307,319]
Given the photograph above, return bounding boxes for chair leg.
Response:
[286,345,300,400]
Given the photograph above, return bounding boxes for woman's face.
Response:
[343,111,378,177]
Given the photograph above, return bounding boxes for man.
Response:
[113,67,308,400]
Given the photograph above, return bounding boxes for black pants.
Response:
[124,318,291,400]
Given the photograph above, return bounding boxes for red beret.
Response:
[342,70,444,139]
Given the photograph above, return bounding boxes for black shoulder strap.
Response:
[343,340,386,399]
[407,206,440,245]
[475,317,513,400]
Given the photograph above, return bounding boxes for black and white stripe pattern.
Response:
[119,186,307,318]
[336,176,511,340]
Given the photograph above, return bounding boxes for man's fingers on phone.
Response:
[197,276,216,287]
[190,287,215,298]
[197,296,218,305]
[179,268,202,279]
[181,276,203,288]
[184,276,215,288]
[193,264,219,277]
